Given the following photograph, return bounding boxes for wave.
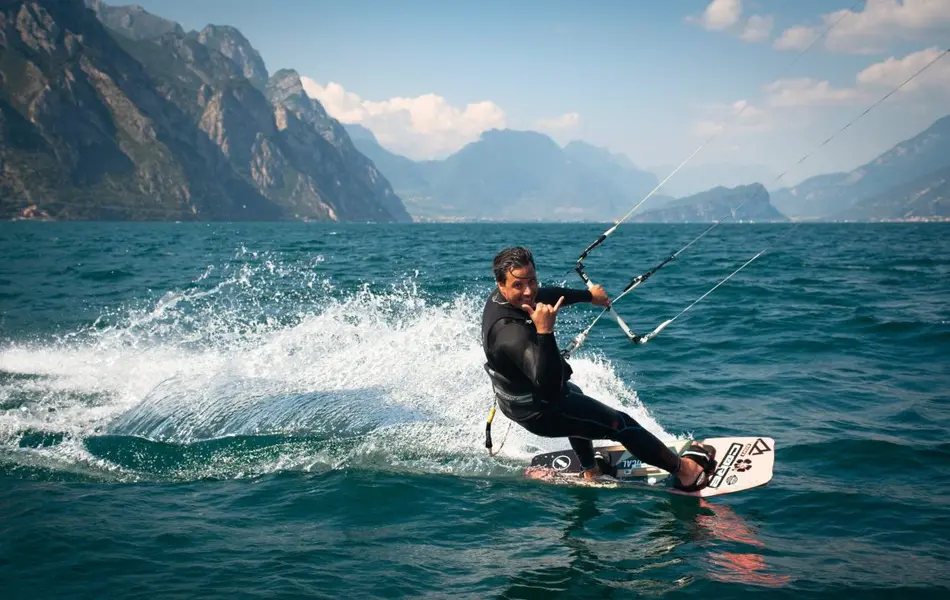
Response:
[0,255,670,482]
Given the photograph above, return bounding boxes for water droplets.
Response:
[1,251,664,482]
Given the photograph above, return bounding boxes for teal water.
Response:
[1,222,948,598]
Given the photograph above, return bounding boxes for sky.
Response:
[130,0,950,189]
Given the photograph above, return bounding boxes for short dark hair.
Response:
[493,246,535,283]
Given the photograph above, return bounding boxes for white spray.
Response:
[0,253,673,481]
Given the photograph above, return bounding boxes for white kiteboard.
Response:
[524,436,774,498]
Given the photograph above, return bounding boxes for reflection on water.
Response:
[695,500,792,588]
[494,481,791,597]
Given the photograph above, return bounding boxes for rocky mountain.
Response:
[346,127,666,221]
[84,0,182,40]
[196,24,268,91]
[0,0,409,222]
[266,70,410,222]
[629,184,786,223]
[85,1,268,90]
[771,115,950,220]
[834,164,950,221]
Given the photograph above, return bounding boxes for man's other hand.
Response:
[589,285,611,308]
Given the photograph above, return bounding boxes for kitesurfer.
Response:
[482,246,716,491]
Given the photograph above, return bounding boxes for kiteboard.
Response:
[524,436,774,498]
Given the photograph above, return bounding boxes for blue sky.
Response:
[132,0,950,192]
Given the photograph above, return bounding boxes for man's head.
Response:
[493,246,539,309]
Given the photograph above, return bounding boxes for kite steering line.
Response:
[483,4,946,455]
[561,47,950,359]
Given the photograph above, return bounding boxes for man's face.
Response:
[497,265,539,310]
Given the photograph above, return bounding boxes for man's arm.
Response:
[536,286,591,306]
[492,321,563,401]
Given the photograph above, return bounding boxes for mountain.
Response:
[771,115,950,219]
[343,127,666,221]
[629,184,786,223]
[266,70,410,222]
[84,0,182,40]
[0,0,409,222]
[196,24,268,91]
[86,1,268,90]
[344,124,432,201]
[834,164,950,221]
[562,140,659,201]
[648,163,781,198]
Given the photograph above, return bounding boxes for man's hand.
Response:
[523,296,564,334]
[589,284,611,308]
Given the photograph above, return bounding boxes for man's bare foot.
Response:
[676,457,704,486]
[582,466,602,481]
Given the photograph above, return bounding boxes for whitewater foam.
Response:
[0,256,671,481]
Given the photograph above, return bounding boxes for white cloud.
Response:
[856,46,950,92]
[773,25,820,51]
[740,14,774,42]
[691,99,772,138]
[691,45,946,145]
[301,79,365,122]
[764,78,862,108]
[761,47,948,109]
[691,0,774,43]
[699,0,742,31]
[775,0,950,54]
[730,99,765,118]
[535,112,580,131]
[300,77,507,159]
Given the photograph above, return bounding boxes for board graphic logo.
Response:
[618,458,642,471]
[552,455,571,470]
[709,442,743,489]
[735,459,752,472]
[726,474,738,486]
[750,438,772,456]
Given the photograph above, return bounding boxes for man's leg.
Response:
[521,386,681,474]
[568,437,596,471]
[562,389,682,474]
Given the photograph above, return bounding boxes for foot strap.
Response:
[673,442,718,492]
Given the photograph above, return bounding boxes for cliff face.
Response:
[267,69,412,222]
[1,0,410,222]
[84,0,183,41]
[196,24,268,91]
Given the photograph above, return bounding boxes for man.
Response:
[481,246,716,491]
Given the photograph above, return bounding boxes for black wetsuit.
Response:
[481,287,681,474]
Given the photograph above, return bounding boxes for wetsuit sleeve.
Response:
[492,322,564,401]
[536,286,593,306]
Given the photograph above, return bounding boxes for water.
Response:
[1,221,948,598]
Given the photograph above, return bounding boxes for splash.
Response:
[0,251,671,482]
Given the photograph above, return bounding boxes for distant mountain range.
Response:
[771,115,950,221]
[2,0,945,222]
[350,112,950,222]
[630,184,785,222]
[348,125,659,221]
[347,124,788,222]
[834,163,949,221]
